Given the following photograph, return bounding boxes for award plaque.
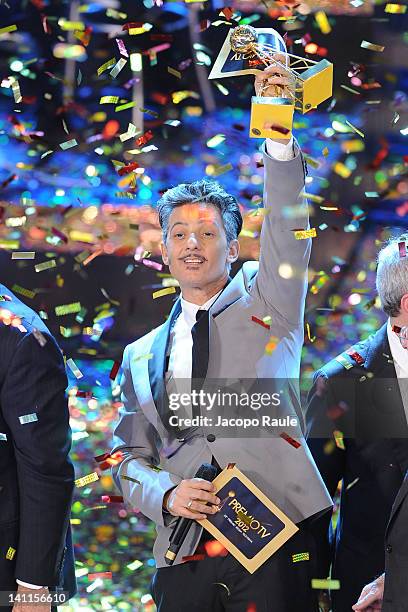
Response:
[209,25,333,140]
[197,465,299,573]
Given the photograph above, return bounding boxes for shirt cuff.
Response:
[265,136,295,161]
[16,580,44,589]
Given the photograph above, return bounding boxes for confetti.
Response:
[280,432,301,449]
[60,139,78,150]
[335,354,353,370]
[345,120,364,138]
[0,433,8,441]
[109,361,121,380]
[88,572,112,580]
[152,287,176,299]
[333,430,345,450]
[315,11,331,34]
[100,96,119,104]
[311,579,341,590]
[361,40,385,52]
[167,67,182,78]
[292,552,310,563]
[55,302,82,316]
[0,24,17,34]
[120,475,141,485]
[11,252,35,259]
[110,58,127,79]
[35,259,57,272]
[66,358,84,379]
[19,413,38,425]
[385,3,407,12]
[6,547,16,560]
[101,496,123,504]
[97,58,116,76]
[293,229,317,240]
[398,242,407,258]
[251,315,271,330]
[12,285,35,299]
[75,472,99,487]
[32,328,47,347]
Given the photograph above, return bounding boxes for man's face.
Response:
[160,203,239,291]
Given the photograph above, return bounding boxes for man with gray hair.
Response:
[111,59,332,611]
[306,234,408,612]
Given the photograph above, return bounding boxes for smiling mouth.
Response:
[182,257,206,264]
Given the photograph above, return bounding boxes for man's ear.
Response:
[160,240,169,265]
[227,239,240,264]
[400,293,408,316]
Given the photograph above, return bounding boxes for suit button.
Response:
[207,434,216,442]
[386,544,392,553]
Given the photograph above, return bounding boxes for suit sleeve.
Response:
[252,141,310,325]
[1,331,74,586]
[305,371,346,579]
[111,346,181,528]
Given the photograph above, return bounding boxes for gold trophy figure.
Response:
[209,25,333,140]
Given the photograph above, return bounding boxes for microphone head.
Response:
[195,462,218,482]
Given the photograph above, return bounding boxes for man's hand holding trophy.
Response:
[209,24,333,140]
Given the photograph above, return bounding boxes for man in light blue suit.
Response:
[112,62,331,611]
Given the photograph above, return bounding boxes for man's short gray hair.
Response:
[376,233,408,317]
[157,179,243,244]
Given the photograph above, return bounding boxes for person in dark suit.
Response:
[352,470,408,611]
[0,284,76,611]
[306,233,408,612]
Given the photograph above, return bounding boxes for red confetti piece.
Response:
[398,242,407,258]
[135,130,153,147]
[109,360,121,380]
[251,316,270,330]
[0,174,17,189]
[221,6,234,19]
[150,34,173,42]
[270,124,290,135]
[122,22,144,30]
[118,162,139,176]
[204,540,228,558]
[75,390,94,399]
[51,227,68,243]
[101,495,124,503]
[280,432,301,449]
[346,350,365,365]
[88,571,112,580]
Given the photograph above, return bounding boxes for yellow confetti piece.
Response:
[69,230,95,243]
[333,430,345,450]
[265,336,279,355]
[11,252,35,260]
[345,120,364,138]
[293,228,317,240]
[10,77,22,103]
[168,66,182,78]
[0,24,17,35]
[6,547,16,561]
[121,474,141,484]
[97,58,116,76]
[333,162,352,179]
[127,560,143,571]
[311,579,341,590]
[306,323,316,342]
[60,139,78,150]
[100,95,119,104]
[58,18,85,31]
[385,3,407,13]
[55,302,82,316]
[210,163,233,177]
[35,259,57,272]
[302,192,324,203]
[133,352,154,362]
[292,552,310,563]
[215,82,229,96]
[315,11,331,34]
[361,40,385,52]
[115,101,136,112]
[153,287,177,299]
[12,284,35,299]
[322,147,329,157]
[75,472,99,488]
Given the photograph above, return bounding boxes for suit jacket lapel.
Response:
[387,470,408,531]
[148,298,181,435]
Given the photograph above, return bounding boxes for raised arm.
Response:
[252,140,309,324]
[111,345,182,527]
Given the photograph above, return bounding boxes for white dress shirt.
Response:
[387,319,408,424]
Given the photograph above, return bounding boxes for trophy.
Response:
[209,25,333,140]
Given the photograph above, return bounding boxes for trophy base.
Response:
[249,96,294,140]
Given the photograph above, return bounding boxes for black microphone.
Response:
[164,462,218,565]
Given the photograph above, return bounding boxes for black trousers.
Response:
[151,526,319,612]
